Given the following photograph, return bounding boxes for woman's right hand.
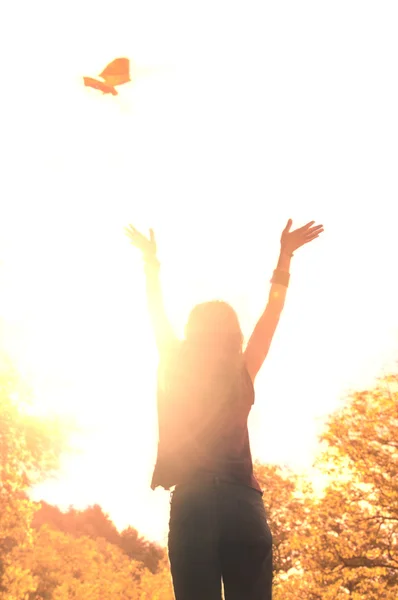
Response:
[125,225,157,260]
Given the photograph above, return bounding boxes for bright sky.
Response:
[1,0,397,545]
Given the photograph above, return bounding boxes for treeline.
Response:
[32,502,165,574]
[1,352,397,599]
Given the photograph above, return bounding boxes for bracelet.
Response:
[270,269,290,287]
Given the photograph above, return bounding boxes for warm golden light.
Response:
[1,0,397,547]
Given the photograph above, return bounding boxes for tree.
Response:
[26,525,144,600]
[32,502,166,574]
[272,371,398,599]
[135,554,174,600]
[119,526,165,574]
[254,461,313,576]
[0,354,73,598]
[307,372,398,598]
[33,502,120,545]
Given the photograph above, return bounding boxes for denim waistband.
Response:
[169,473,263,505]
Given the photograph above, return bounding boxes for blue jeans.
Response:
[168,476,273,599]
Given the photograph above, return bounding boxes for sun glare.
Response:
[1,0,397,544]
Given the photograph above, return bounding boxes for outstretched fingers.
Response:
[125,225,144,244]
[299,220,316,233]
[305,224,324,235]
[304,225,324,243]
[126,224,141,236]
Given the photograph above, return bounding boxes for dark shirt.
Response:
[150,347,262,494]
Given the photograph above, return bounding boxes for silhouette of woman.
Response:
[125,219,323,600]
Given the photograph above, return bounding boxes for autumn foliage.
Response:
[1,350,397,598]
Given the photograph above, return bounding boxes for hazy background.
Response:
[0,0,397,543]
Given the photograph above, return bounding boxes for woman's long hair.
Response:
[165,301,245,412]
[184,300,244,358]
[160,301,246,472]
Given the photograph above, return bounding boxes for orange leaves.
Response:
[27,526,142,599]
[255,370,398,598]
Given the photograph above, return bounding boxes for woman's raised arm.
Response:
[125,225,177,355]
[244,219,324,382]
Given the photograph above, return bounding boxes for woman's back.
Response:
[151,343,262,493]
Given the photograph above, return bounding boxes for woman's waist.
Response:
[174,469,262,494]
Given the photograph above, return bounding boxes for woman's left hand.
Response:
[125,225,157,260]
[280,219,324,255]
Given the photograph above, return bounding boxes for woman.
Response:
[126,219,323,600]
